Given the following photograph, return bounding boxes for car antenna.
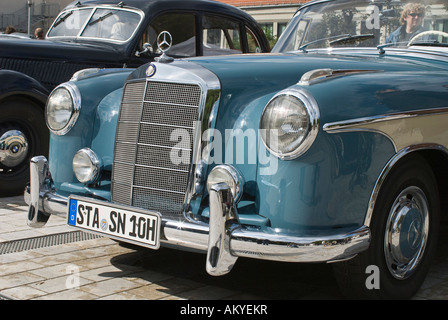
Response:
[117,1,125,7]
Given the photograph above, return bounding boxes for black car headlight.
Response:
[46,83,81,135]
[260,88,319,160]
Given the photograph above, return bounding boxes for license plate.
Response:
[67,196,161,249]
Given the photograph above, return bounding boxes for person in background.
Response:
[34,28,44,39]
[4,26,16,34]
[386,3,428,44]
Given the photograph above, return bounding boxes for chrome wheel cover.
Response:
[384,186,429,280]
[0,130,29,168]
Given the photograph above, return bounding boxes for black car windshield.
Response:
[273,0,448,52]
[47,6,142,42]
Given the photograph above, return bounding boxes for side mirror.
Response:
[135,43,153,57]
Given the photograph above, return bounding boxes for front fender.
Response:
[0,69,48,104]
[256,70,448,231]
[48,70,133,194]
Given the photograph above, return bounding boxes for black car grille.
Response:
[111,80,201,217]
[0,58,94,91]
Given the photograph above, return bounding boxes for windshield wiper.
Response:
[299,34,351,52]
[88,11,114,26]
[329,34,375,46]
[299,34,374,52]
[53,11,73,27]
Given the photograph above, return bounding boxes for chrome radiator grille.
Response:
[112,80,201,217]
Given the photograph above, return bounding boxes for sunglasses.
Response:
[408,13,423,18]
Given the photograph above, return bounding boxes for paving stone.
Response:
[0,271,45,291]
[0,285,48,300]
[1,195,447,301]
[29,275,93,294]
[79,277,141,297]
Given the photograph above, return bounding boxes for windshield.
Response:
[47,6,142,42]
[273,0,448,52]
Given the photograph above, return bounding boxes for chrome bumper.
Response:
[25,156,370,276]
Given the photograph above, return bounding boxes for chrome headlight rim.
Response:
[72,148,103,185]
[206,165,244,202]
[260,88,320,160]
[45,82,81,136]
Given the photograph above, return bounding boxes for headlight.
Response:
[46,83,81,135]
[206,165,244,202]
[260,88,319,160]
[72,148,103,185]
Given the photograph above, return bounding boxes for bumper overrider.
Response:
[24,156,371,275]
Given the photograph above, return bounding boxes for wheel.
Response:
[0,98,49,196]
[333,154,440,299]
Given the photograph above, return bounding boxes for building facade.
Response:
[216,0,307,44]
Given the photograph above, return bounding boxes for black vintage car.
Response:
[0,0,269,196]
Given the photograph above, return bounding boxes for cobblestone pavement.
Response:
[0,195,447,301]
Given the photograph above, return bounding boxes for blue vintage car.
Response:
[25,0,448,299]
[0,0,269,196]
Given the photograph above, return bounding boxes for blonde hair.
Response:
[401,3,426,25]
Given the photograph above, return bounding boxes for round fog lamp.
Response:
[206,165,244,202]
[72,148,103,185]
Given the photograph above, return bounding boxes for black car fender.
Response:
[0,69,49,107]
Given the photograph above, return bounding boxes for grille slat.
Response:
[142,102,198,128]
[133,166,189,194]
[114,143,137,164]
[136,144,190,172]
[139,123,194,149]
[112,80,201,217]
[132,187,186,215]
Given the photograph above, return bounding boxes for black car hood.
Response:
[0,38,125,65]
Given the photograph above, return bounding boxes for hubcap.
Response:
[0,130,29,168]
[384,186,429,280]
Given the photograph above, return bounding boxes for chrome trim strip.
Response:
[364,143,448,227]
[298,68,381,86]
[324,107,448,132]
[323,107,448,152]
[293,47,448,63]
[25,156,371,269]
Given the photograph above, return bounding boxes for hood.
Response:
[186,50,448,120]
[189,50,448,91]
[0,38,124,65]
[128,49,448,129]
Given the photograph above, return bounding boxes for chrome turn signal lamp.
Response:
[72,148,103,185]
[206,165,244,202]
